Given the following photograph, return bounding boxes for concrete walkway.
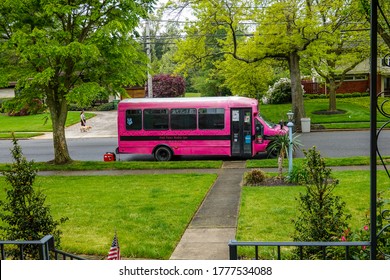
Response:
[170,161,246,260]
[33,111,117,140]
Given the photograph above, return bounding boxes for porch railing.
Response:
[0,235,85,260]
[228,240,372,260]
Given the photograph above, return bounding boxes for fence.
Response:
[0,235,85,260]
[228,240,372,260]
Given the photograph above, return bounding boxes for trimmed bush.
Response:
[244,169,268,185]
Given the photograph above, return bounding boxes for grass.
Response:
[0,111,95,134]
[247,156,390,169]
[0,132,44,139]
[236,170,390,259]
[0,160,223,172]
[0,173,218,259]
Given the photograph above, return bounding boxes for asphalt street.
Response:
[0,110,389,163]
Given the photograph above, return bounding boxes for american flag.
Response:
[107,233,120,260]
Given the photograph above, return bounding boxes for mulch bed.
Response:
[244,176,296,187]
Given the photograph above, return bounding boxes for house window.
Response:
[335,75,368,81]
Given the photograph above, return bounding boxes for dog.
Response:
[80,125,92,132]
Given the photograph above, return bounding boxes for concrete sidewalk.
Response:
[170,161,246,260]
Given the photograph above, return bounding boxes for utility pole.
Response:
[146,19,153,98]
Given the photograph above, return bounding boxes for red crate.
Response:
[104,152,116,162]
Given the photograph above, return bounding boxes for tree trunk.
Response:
[328,80,337,112]
[278,155,283,179]
[46,89,72,164]
[288,51,306,130]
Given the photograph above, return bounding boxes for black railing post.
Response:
[228,240,238,260]
[370,0,378,260]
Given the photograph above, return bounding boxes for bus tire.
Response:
[154,146,173,161]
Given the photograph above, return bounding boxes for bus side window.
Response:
[144,109,169,130]
[126,110,142,130]
[171,108,197,130]
[198,108,225,130]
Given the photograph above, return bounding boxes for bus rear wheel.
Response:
[154,146,173,161]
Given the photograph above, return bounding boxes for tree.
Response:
[360,0,390,48]
[215,56,275,99]
[292,147,351,259]
[303,0,370,112]
[266,133,301,179]
[0,0,154,164]
[148,74,186,97]
[0,136,67,259]
[172,0,344,127]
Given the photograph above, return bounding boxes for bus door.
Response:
[231,108,252,157]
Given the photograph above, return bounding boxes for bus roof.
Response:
[119,96,258,107]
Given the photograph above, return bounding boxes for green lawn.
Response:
[236,170,390,259]
[0,160,223,172]
[0,111,94,136]
[1,169,387,260]
[0,173,218,259]
[247,156,390,169]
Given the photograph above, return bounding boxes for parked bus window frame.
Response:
[144,109,169,130]
[198,108,225,130]
[170,108,197,130]
[126,109,142,130]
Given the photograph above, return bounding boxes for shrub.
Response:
[0,137,67,259]
[244,169,268,185]
[148,74,186,98]
[292,147,351,259]
[96,102,115,111]
[264,78,293,104]
[2,98,46,116]
[286,165,307,185]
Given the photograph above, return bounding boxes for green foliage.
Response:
[66,82,107,109]
[95,102,115,111]
[215,57,275,98]
[349,191,389,260]
[0,137,67,259]
[286,165,308,185]
[0,0,153,163]
[292,147,351,259]
[244,169,268,185]
[266,132,302,178]
[2,98,46,116]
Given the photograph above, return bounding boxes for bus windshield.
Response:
[259,115,277,129]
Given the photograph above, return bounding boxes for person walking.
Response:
[80,110,86,127]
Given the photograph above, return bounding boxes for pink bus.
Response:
[116,96,287,161]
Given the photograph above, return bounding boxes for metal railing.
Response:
[0,235,85,260]
[228,240,372,260]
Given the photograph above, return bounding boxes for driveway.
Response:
[33,111,118,139]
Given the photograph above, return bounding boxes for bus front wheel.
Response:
[154,146,173,161]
